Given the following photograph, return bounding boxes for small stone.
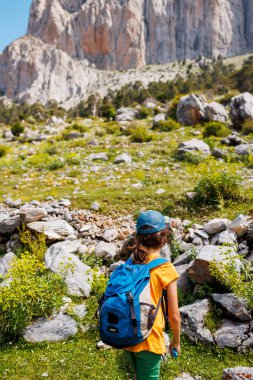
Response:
[95,241,117,259]
[156,188,166,194]
[96,340,112,350]
[103,227,118,242]
[114,153,132,164]
[91,202,100,211]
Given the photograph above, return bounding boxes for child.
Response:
[125,210,181,380]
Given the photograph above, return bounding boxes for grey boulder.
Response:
[230,92,253,127]
[214,320,252,349]
[114,153,132,164]
[187,245,239,284]
[27,220,76,241]
[203,218,230,235]
[45,240,92,297]
[205,102,228,123]
[177,94,207,126]
[23,314,78,343]
[102,228,118,242]
[222,367,253,380]
[0,214,21,234]
[178,139,211,156]
[0,252,16,277]
[228,215,249,237]
[20,208,47,223]
[212,293,251,322]
[95,241,117,259]
[179,299,213,344]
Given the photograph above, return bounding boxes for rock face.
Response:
[1,1,253,105]
[27,0,252,70]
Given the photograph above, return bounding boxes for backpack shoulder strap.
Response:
[146,258,169,271]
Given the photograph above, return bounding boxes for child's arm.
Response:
[166,279,181,355]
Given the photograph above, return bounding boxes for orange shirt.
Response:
[124,254,179,354]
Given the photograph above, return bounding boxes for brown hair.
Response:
[128,226,169,264]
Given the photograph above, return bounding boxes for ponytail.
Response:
[128,227,169,264]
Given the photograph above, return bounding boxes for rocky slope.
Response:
[0,0,253,106]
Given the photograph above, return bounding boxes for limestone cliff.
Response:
[0,0,253,105]
[28,0,252,70]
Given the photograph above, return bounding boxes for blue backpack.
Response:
[98,257,169,349]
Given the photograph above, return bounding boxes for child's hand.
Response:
[169,341,180,356]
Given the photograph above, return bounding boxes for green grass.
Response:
[0,120,252,221]
[0,332,252,380]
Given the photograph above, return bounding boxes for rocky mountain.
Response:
[0,0,253,106]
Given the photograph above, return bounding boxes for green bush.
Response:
[84,270,108,324]
[47,159,65,171]
[193,171,241,207]
[210,258,253,311]
[216,91,239,106]
[101,104,116,120]
[137,107,153,119]
[168,95,184,120]
[11,122,24,136]
[203,122,230,138]
[177,151,205,165]
[19,228,47,262]
[153,118,180,132]
[0,145,9,158]
[129,125,155,143]
[242,119,253,135]
[0,253,65,338]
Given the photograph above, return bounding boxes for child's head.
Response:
[131,210,169,263]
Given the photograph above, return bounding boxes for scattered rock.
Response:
[114,153,132,164]
[221,132,245,146]
[115,107,136,122]
[205,102,228,123]
[212,293,251,322]
[72,304,87,319]
[187,245,239,284]
[203,219,230,235]
[23,314,78,343]
[177,94,207,126]
[174,374,195,380]
[230,92,253,127]
[96,340,112,350]
[212,148,227,159]
[95,241,117,259]
[45,240,92,297]
[222,367,253,380]
[86,152,108,161]
[103,228,118,242]
[214,320,252,349]
[179,299,213,344]
[235,144,253,155]
[178,139,211,156]
[153,113,165,123]
[228,215,249,237]
[0,215,21,234]
[91,202,100,211]
[20,208,47,223]
[27,220,76,241]
[0,252,16,277]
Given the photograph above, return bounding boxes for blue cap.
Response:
[136,210,166,234]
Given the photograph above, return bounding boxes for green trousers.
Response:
[125,351,162,380]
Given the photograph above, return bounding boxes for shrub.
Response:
[101,104,116,120]
[153,118,180,132]
[216,91,239,106]
[0,253,65,338]
[47,159,65,171]
[203,122,230,138]
[242,119,253,135]
[0,145,9,158]
[193,171,241,207]
[11,122,24,136]
[168,95,184,120]
[129,125,155,143]
[84,270,108,324]
[19,228,47,262]
[210,258,253,311]
[137,107,153,119]
[179,152,205,165]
